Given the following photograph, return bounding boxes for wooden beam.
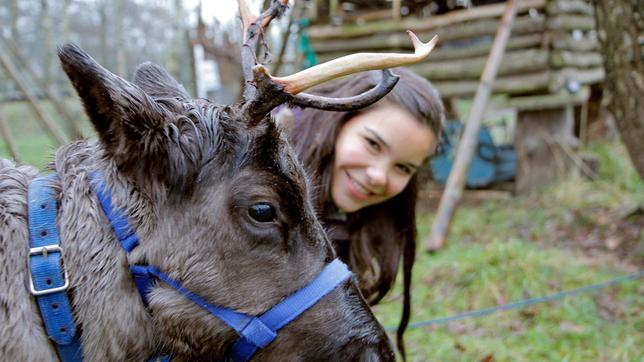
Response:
[429,33,543,61]
[550,32,598,52]
[0,110,20,161]
[0,44,67,146]
[546,14,596,31]
[0,34,84,140]
[433,71,551,97]
[307,0,545,40]
[310,15,545,53]
[550,67,605,92]
[496,86,591,111]
[409,48,549,80]
[392,0,401,21]
[426,0,519,252]
[342,9,391,23]
[550,50,603,68]
[546,0,594,16]
[315,33,544,63]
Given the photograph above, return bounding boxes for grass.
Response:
[374,141,643,361]
[0,98,91,168]
[1,100,642,361]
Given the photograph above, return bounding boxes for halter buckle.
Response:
[28,245,70,296]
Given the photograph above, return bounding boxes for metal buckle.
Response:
[28,245,70,296]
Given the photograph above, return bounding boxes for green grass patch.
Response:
[375,141,643,361]
[0,99,93,168]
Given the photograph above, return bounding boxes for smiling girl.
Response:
[279,67,444,352]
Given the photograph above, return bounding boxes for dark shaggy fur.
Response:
[0,44,394,361]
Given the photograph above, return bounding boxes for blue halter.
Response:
[28,173,352,361]
[27,175,83,361]
[89,172,353,361]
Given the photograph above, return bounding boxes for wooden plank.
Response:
[316,33,544,63]
[550,32,598,52]
[342,9,392,23]
[433,69,604,98]
[433,71,551,97]
[307,0,546,40]
[546,0,594,16]
[496,86,591,111]
[430,33,543,61]
[550,67,605,91]
[550,50,603,68]
[310,15,545,53]
[409,48,549,80]
[546,14,596,31]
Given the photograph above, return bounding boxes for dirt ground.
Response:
[418,182,643,269]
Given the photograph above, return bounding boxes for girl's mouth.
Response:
[345,171,373,200]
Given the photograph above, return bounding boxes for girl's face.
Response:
[331,103,437,212]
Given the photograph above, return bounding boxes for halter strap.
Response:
[230,259,351,361]
[27,175,83,361]
[89,172,352,361]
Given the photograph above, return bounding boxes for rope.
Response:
[386,271,643,331]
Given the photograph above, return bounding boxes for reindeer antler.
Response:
[274,32,437,95]
[238,0,438,122]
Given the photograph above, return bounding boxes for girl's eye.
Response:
[365,137,381,152]
[248,203,276,223]
[396,164,413,175]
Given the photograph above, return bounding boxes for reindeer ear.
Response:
[133,62,190,100]
[58,43,179,179]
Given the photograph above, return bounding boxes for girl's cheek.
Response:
[387,175,411,196]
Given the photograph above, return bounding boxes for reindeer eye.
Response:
[248,203,276,223]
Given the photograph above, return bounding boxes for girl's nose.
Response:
[365,165,388,191]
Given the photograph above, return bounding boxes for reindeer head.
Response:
[57,1,436,360]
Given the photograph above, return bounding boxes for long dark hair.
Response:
[288,68,444,357]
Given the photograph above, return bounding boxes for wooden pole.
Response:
[392,0,401,20]
[0,110,21,161]
[0,34,84,140]
[425,0,519,252]
[0,44,67,146]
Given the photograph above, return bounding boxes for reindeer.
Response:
[0,1,436,360]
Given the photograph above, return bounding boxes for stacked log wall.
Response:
[306,0,603,99]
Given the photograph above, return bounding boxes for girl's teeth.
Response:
[351,177,370,195]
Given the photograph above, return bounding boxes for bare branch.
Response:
[240,0,290,101]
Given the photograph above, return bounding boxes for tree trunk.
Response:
[514,107,578,193]
[40,0,52,85]
[115,0,127,76]
[99,1,110,69]
[9,0,19,41]
[592,0,644,179]
[62,0,71,43]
